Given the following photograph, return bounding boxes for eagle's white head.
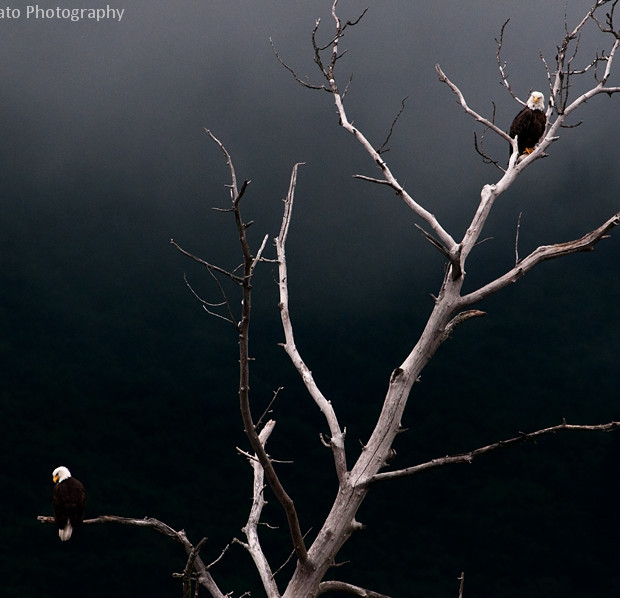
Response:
[527,91,545,111]
[52,466,71,484]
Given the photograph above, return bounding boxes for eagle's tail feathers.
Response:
[58,522,73,541]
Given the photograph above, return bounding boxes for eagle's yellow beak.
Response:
[53,474,59,483]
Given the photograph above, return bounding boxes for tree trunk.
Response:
[283,270,463,596]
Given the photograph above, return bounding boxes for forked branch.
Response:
[221,141,309,566]
[272,1,459,262]
[460,212,620,306]
[173,131,309,565]
[37,515,227,598]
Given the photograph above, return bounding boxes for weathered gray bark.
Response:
[274,2,620,596]
[38,2,620,596]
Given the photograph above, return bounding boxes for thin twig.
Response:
[170,240,243,284]
[495,19,524,104]
[377,96,408,154]
[272,528,314,580]
[256,387,284,431]
[206,542,233,571]
[514,211,523,265]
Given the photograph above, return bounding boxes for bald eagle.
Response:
[509,91,546,159]
[52,466,86,541]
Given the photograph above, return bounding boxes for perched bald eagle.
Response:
[52,466,86,541]
[509,91,546,159]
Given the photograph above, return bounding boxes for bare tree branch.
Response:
[496,18,524,104]
[170,239,244,285]
[202,265,238,324]
[277,3,619,595]
[205,128,240,198]
[180,537,208,598]
[414,223,453,260]
[332,75,459,272]
[272,0,459,262]
[368,421,620,484]
[331,88,459,259]
[270,36,330,92]
[177,130,309,565]
[218,146,309,566]
[183,270,237,326]
[111,2,620,596]
[470,100,503,169]
[460,212,620,306]
[376,96,408,154]
[275,162,349,483]
[450,1,619,176]
[238,419,281,597]
[181,274,225,310]
[37,515,227,598]
[256,387,283,431]
[205,542,233,572]
[514,212,523,266]
[35,4,620,598]
[591,0,620,39]
[271,528,314,581]
[435,63,514,144]
[440,309,486,342]
[473,131,504,172]
[317,580,393,597]
[352,174,393,186]
[547,0,620,116]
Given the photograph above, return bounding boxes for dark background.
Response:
[1,1,618,596]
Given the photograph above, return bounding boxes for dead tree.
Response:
[39,1,619,596]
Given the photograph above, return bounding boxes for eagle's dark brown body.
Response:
[509,106,546,156]
[53,475,86,541]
